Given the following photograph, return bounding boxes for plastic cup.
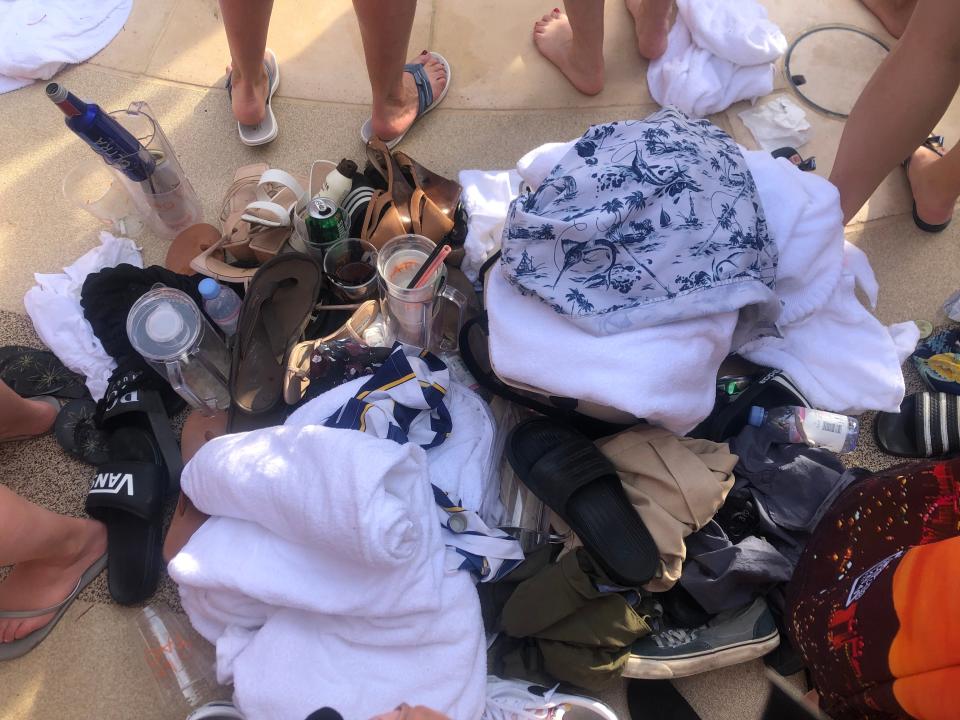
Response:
[323,238,379,302]
[62,158,142,236]
[135,604,223,711]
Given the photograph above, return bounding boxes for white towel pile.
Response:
[0,0,133,94]
[464,139,917,434]
[169,422,487,720]
[647,0,787,117]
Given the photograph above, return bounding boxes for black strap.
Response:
[85,460,165,521]
[527,441,615,508]
[100,381,183,489]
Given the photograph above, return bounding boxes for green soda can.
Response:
[305,197,348,251]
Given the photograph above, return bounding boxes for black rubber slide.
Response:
[85,426,167,605]
[876,392,960,458]
[506,417,659,587]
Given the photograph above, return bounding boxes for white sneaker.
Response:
[483,676,619,719]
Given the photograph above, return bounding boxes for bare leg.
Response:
[829,0,960,223]
[625,0,672,60]
[354,0,448,142]
[907,141,960,226]
[533,3,606,96]
[219,0,273,126]
[0,380,56,441]
[861,0,918,38]
[0,485,106,643]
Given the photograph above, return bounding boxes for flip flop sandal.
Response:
[505,417,660,587]
[165,223,222,275]
[283,299,379,404]
[902,135,952,233]
[912,327,960,395]
[359,51,451,150]
[54,398,110,464]
[0,396,64,444]
[0,346,87,399]
[230,254,323,422]
[875,391,960,458]
[226,49,280,147]
[0,553,107,661]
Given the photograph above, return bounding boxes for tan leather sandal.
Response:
[394,151,461,239]
[191,167,308,284]
[360,139,416,248]
[282,299,379,404]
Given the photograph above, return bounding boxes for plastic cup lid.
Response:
[127,287,201,361]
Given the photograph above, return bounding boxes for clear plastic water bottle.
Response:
[748,405,859,453]
[198,278,242,337]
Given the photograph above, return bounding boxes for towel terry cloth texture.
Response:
[169,373,500,720]
[23,231,141,400]
[647,0,787,117]
[0,0,133,93]
[473,126,918,435]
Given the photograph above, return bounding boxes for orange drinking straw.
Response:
[408,244,452,289]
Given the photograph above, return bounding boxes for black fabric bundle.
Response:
[80,264,205,415]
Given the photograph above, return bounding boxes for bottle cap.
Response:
[145,302,185,343]
[448,513,468,533]
[45,83,68,102]
[336,159,358,178]
[747,406,766,427]
[198,278,221,299]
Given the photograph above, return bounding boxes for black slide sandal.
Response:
[85,427,166,605]
[97,373,183,494]
[506,418,659,587]
[875,391,960,458]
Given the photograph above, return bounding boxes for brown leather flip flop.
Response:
[166,224,221,275]
[230,254,323,421]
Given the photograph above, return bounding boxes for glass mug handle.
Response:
[434,285,469,352]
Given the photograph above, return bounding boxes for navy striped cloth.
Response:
[325,343,523,582]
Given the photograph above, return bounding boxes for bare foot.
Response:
[0,519,106,643]
[533,10,604,96]
[371,51,449,143]
[861,0,917,38]
[226,60,269,126]
[625,0,672,61]
[0,397,57,441]
[907,144,958,227]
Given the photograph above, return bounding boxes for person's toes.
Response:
[2,620,19,644]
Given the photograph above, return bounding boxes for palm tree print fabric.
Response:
[500,108,780,337]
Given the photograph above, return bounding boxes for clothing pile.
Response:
[15,99,943,720]
[463,108,918,435]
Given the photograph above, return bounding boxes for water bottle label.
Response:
[799,409,848,452]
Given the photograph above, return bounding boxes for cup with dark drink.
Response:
[323,239,379,302]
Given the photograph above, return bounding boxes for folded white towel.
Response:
[487,265,739,435]
[647,0,786,117]
[0,0,132,93]
[169,422,486,720]
[23,231,142,399]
